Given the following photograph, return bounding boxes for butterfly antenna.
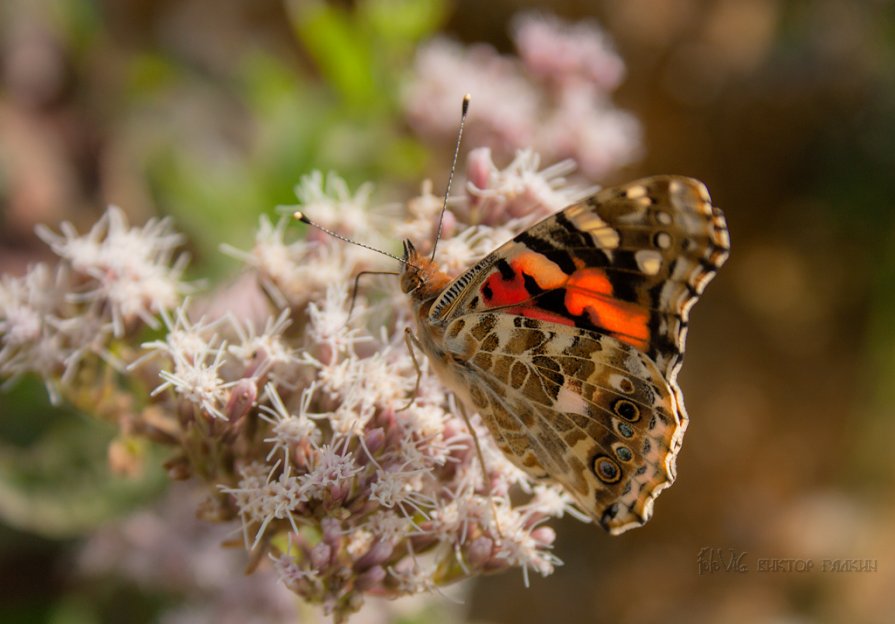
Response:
[430,93,471,261]
[293,211,411,266]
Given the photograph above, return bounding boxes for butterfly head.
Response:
[399,240,425,294]
[399,240,451,302]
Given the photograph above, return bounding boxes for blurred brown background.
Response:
[2,1,894,623]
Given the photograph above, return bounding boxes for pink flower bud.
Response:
[438,209,458,240]
[310,542,332,569]
[321,517,342,549]
[226,378,257,422]
[466,147,495,200]
[531,526,556,547]
[465,536,495,568]
[355,540,394,571]
[362,427,386,457]
[356,565,386,591]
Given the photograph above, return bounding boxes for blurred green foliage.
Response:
[132,0,446,276]
[0,378,168,538]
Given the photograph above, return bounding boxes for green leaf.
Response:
[0,398,167,538]
[361,0,448,43]
[289,0,378,108]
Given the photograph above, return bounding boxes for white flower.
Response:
[225,214,380,311]
[491,505,562,587]
[428,493,486,543]
[527,483,591,523]
[364,511,412,542]
[228,309,300,386]
[0,265,66,368]
[404,12,642,180]
[369,466,435,517]
[466,147,594,221]
[272,549,323,592]
[346,528,375,558]
[298,439,363,501]
[394,395,467,471]
[51,310,119,381]
[305,284,371,355]
[393,180,446,243]
[0,264,65,346]
[223,463,305,548]
[293,171,377,239]
[221,216,296,309]
[401,403,449,439]
[434,224,515,275]
[259,383,321,464]
[0,263,112,402]
[389,559,439,595]
[137,302,225,366]
[355,349,415,409]
[154,343,233,420]
[36,205,191,336]
[221,463,269,542]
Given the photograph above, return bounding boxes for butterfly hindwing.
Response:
[441,312,681,534]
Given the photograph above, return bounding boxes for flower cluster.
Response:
[208,157,592,619]
[403,12,642,179]
[1,148,594,621]
[0,207,190,403]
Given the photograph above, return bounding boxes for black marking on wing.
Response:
[522,272,545,297]
[515,231,580,274]
[604,252,645,302]
[552,212,615,268]
[497,258,515,280]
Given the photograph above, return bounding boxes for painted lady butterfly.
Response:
[400,176,729,534]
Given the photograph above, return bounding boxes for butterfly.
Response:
[399,175,729,534]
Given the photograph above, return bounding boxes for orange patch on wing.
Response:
[511,252,567,290]
[480,250,567,307]
[564,268,650,350]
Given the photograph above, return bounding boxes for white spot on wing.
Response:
[609,373,634,393]
[556,385,588,415]
[625,185,647,199]
[568,212,620,249]
[635,249,663,275]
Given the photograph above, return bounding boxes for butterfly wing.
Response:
[429,176,729,532]
[441,312,681,534]
[429,176,730,382]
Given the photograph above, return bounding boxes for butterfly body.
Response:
[401,175,729,534]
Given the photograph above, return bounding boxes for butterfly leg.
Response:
[454,399,503,538]
[397,327,423,412]
[348,270,400,321]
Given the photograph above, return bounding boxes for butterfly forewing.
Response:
[430,176,729,378]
